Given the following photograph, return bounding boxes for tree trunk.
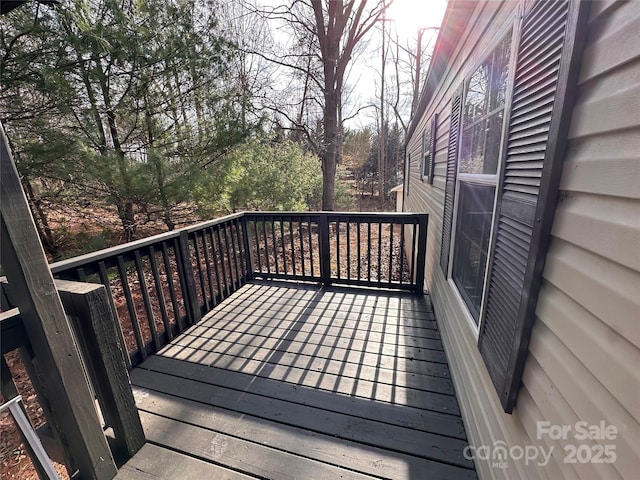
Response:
[321,85,339,211]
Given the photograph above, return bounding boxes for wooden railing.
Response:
[245,212,428,290]
[50,213,248,367]
[50,211,427,369]
[1,279,144,478]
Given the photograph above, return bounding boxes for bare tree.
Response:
[246,0,389,210]
[309,0,390,210]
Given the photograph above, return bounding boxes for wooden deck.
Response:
[116,281,476,479]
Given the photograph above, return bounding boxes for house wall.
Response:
[404,1,640,478]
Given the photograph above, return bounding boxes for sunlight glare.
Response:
[386,0,447,39]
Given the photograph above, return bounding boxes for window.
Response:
[421,128,431,178]
[451,33,512,324]
[405,153,410,196]
[421,116,438,184]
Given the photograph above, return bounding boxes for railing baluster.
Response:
[377,222,383,283]
[148,246,172,341]
[231,220,242,287]
[116,255,146,361]
[278,219,286,275]
[307,217,314,277]
[235,218,247,281]
[161,241,183,333]
[346,218,350,280]
[415,215,428,294]
[356,219,361,280]
[336,219,342,280]
[262,218,270,275]
[176,232,201,325]
[399,223,406,286]
[76,267,87,282]
[367,221,372,282]
[214,225,229,299]
[318,214,330,285]
[289,217,296,275]
[388,223,394,286]
[299,219,305,276]
[133,251,160,351]
[200,232,216,308]
[410,223,418,287]
[173,237,193,327]
[223,223,238,292]
[271,218,279,275]
[208,228,223,303]
[193,233,208,311]
[253,219,262,273]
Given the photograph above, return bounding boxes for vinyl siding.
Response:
[404,1,640,478]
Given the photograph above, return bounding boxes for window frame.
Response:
[447,22,519,335]
[421,125,431,181]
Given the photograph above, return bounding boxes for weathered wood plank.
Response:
[114,444,257,480]
[168,326,451,387]
[138,355,465,438]
[56,279,145,460]
[0,124,117,478]
[161,333,450,379]
[140,412,377,480]
[220,292,436,316]
[187,319,444,353]
[130,369,471,467]
[161,338,454,397]
[214,308,438,332]
[135,389,476,480]
[191,321,444,357]
[157,341,455,411]
[199,311,443,341]
[167,328,449,364]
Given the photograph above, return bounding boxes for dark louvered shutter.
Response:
[428,115,438,185]
[440,89,462,274]
[478,0,589,413]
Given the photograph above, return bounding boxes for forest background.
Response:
[0,0,442,259]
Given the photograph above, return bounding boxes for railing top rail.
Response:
[245,211,426,219]
[245,211,427,225]
[51,212,245,274]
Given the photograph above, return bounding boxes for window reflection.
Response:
[460,34,512,175]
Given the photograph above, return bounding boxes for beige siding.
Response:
[405,1,640,478]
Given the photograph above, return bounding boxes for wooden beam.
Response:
[0,124,117,479]
[56,279,145,461]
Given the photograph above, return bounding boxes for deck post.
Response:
[318,213,331,286]
[56,280,145,461]
[414,214,428,294]
[0,124,117,479]
[240,214,254,281]
[177,231,202,325]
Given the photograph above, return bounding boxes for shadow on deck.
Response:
[116,281,476,479]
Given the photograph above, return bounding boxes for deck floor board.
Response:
[117,281,476,480]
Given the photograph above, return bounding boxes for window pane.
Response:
[459,32,512,176]
[465,66,489,124]
[489,34,512,112]
[460,119,486,174]
[452,182,495,322]
[422,128,431,177]
[484,110,504,174]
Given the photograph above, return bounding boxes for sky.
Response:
[346,0,448,128]
[257,0,448,128]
